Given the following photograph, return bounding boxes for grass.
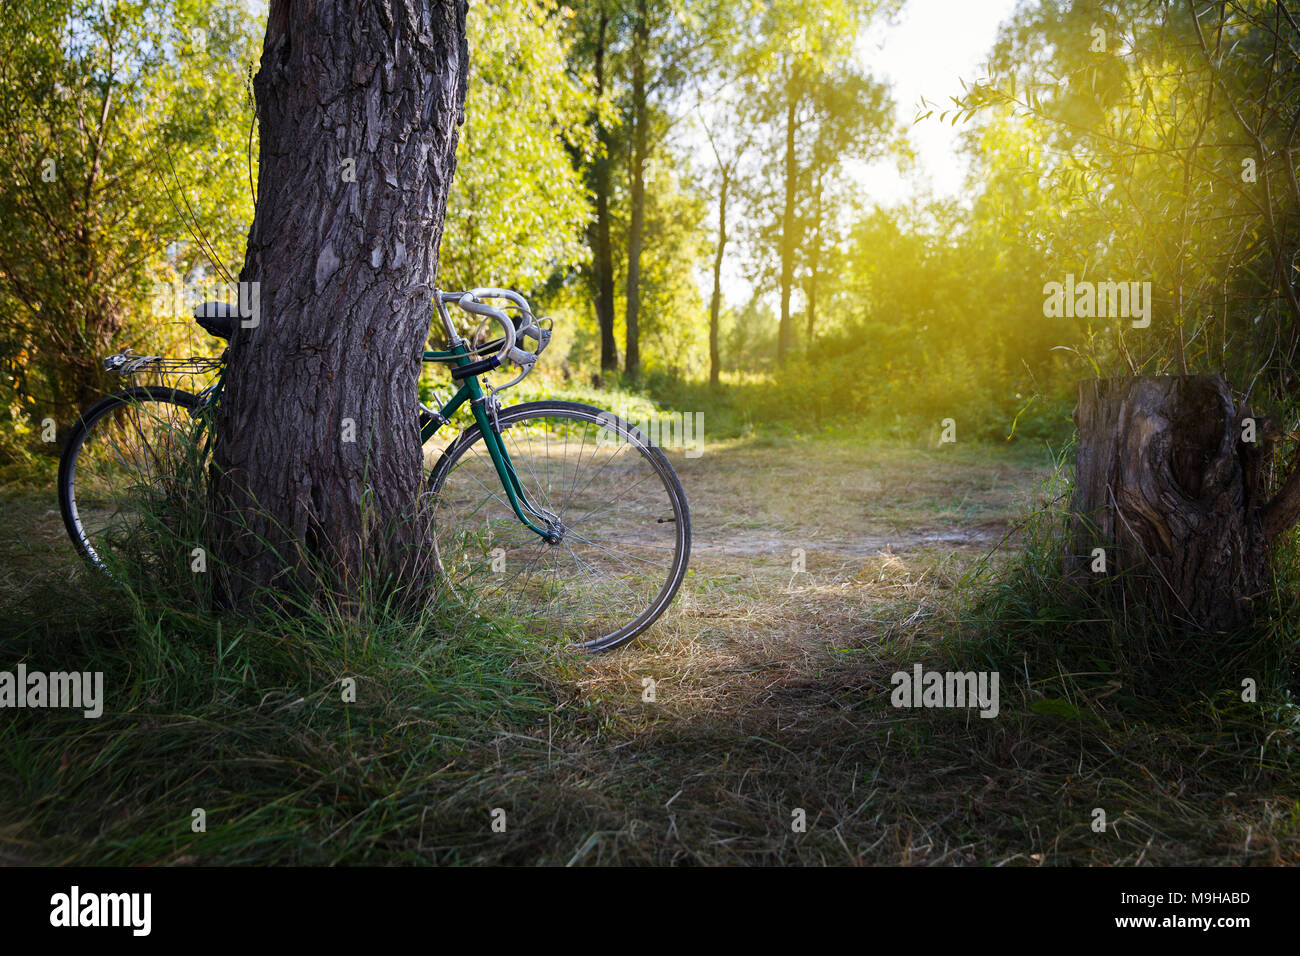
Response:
[1,427,1298,865]
[0,548,570,864]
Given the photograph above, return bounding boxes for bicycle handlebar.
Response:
[454,293,518,359]
[437,288,551,391]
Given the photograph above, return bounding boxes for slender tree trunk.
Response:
[805,271,817,349]
[624,0,649,382]
[778,73,798,367]
[708,171,729,388]
[805,177,822,349]
[805,231,818,349]
[586,11,618,374]
[211,0,470,606]
[593,180,618,374]
[1067,375,1283,631]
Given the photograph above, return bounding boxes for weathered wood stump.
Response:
[1068,375,1273,631]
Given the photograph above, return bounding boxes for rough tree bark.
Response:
[1066,374,1298,630]
[211,0,470,605]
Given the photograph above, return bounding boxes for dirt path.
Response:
[10,437,1287,866]
[679,438,1044,554]
[573,435,1054,754]
[2,436,1052,623]
[655,436,1050,643]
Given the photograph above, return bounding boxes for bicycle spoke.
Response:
[63,390,203,574]
[429,405,687,649]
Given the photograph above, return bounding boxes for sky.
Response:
[854,0,1023,205]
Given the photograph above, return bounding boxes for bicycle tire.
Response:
[59,386,203,573]
[427,400,691,651]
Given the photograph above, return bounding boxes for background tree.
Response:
[621,161,711,379]
[0,0,255,422]
[699,104,748,387]
[799,68,893,347]
[738,0,898,365]
[438,2,591,296]
[621,0,734,380]
[567,1,624,375]
[955,0,1300,628]
[563,0,735,380]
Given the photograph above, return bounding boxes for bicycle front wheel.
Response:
[58,386,205,574]
[427,400,691,651]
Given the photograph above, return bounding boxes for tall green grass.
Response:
[640,359,1075,445]
[0,437,572,865]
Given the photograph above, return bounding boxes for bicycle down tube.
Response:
[421,344,553,542]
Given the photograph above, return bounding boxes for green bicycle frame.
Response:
[421,342,552,539]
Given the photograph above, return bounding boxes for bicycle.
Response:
[58,289,692,651]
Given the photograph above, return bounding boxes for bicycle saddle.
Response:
[193,301,237,340]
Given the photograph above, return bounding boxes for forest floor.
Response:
[2,434,1298,865]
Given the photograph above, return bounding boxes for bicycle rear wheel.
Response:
[58,386,204,574]
[427,400,691,651]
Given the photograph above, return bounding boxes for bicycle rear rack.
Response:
[104,351,224,377]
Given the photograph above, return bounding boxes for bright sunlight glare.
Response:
[854,0,1022,205]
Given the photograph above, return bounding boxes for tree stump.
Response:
[1068,375,1269,631]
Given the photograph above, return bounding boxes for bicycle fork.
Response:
[467,387,564,544]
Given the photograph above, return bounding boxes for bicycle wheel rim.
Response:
[427,401,690,651]
[59,388,203,574]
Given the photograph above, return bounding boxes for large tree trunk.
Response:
[211,0,470,606]
[623,0,649,382]
[1068,375,1276,630]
